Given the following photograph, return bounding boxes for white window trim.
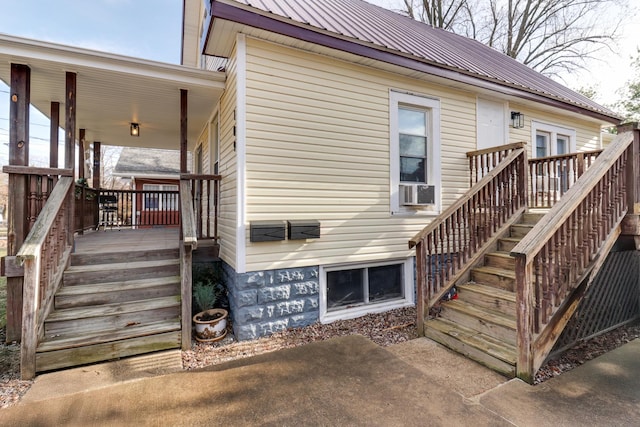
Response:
[319,258,414,324]
[389,90,441,216]
[142,184,178,211]
[531,120,576,157]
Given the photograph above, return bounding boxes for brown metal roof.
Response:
[210,0,619,122]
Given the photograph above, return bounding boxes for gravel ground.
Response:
[1,309,639,409]
[0,328,33,409]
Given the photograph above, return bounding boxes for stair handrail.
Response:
[15,176,74,379]
[410,144,527,333]
[511,130,636,383]
[179,179,198,350]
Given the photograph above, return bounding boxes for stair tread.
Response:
[57,276,181,296]
[499,237,522,242]
[458,283,516,302]
[65,258,179,274]
[46,296,181,322]
[428,317,517,364]
[471,265,516,278]
[444,299,516,329]
[38,319,181,352]
[487,251,514,258]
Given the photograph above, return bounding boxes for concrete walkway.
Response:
[0,336,638,426]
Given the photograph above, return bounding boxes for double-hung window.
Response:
[390,90,441,214]
[532,121,576,194]
[532,121,575,158]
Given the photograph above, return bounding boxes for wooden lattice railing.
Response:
[528,150,602,208]
[16,176,75,379]
[511,131,637,382]
[410,143,527,333]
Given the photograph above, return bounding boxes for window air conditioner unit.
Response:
[400,184,435,206]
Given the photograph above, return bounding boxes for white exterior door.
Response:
[477,98,506,150]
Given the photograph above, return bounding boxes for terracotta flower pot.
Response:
[193,308,228,342]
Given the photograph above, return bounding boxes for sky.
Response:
[0,0,639,166]
[0,0,183,166]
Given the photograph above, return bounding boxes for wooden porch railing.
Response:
[97,188,180,229]
[528,150,602,208]
[410,143,527,333]
[16,176,75,379]
[74,185,99,233]
[511,131,636,383]
[2,166,74,236]
[181,174,220,240]
[177,174,220,350]
[468,142,527,185]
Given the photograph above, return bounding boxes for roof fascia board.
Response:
[207,1,618,124]
[0,33,225,89]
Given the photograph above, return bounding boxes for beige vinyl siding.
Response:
[217,47,239,269]
[243,37,476,271]
[508,103,603,152]
[197,127,209,171]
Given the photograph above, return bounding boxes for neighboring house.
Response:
[112,148,190,227]
[181,0,620,340]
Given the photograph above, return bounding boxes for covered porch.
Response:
[0,34,225,378]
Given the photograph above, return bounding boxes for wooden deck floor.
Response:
[74,228,180,254]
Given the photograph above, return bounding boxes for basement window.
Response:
[319,259,414,323]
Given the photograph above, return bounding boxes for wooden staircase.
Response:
[425,212,544,377]
[35,247,182,372]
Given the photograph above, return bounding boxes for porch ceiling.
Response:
[0,34,225,151]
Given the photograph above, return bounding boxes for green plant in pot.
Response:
[192,279,228,343]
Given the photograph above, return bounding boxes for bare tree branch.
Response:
[402,0,629,76]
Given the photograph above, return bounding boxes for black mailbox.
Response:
[250,221,286,242]
[288,220,320,240]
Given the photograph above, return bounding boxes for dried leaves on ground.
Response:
[535,319,640,384]
[182,307,418,369]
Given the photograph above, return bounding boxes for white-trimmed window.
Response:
[531,121,576,158]
[143,184,178,210]
[390,90,441,215]
[319,258,414,323]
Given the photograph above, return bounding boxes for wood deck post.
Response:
[78,129,85,180]
[78,129,85,234]
[5,63,30,342]
[515,255,534,383]
[415,243,426,336]
[49,102,59,168]
[180,89,188,173]
[93,141,101,190]
[616,122,640,248]
[620,122,640,214]
[65,72,76,247]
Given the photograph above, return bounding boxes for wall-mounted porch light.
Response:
[130,122,140,137]
[510,112,524,129]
